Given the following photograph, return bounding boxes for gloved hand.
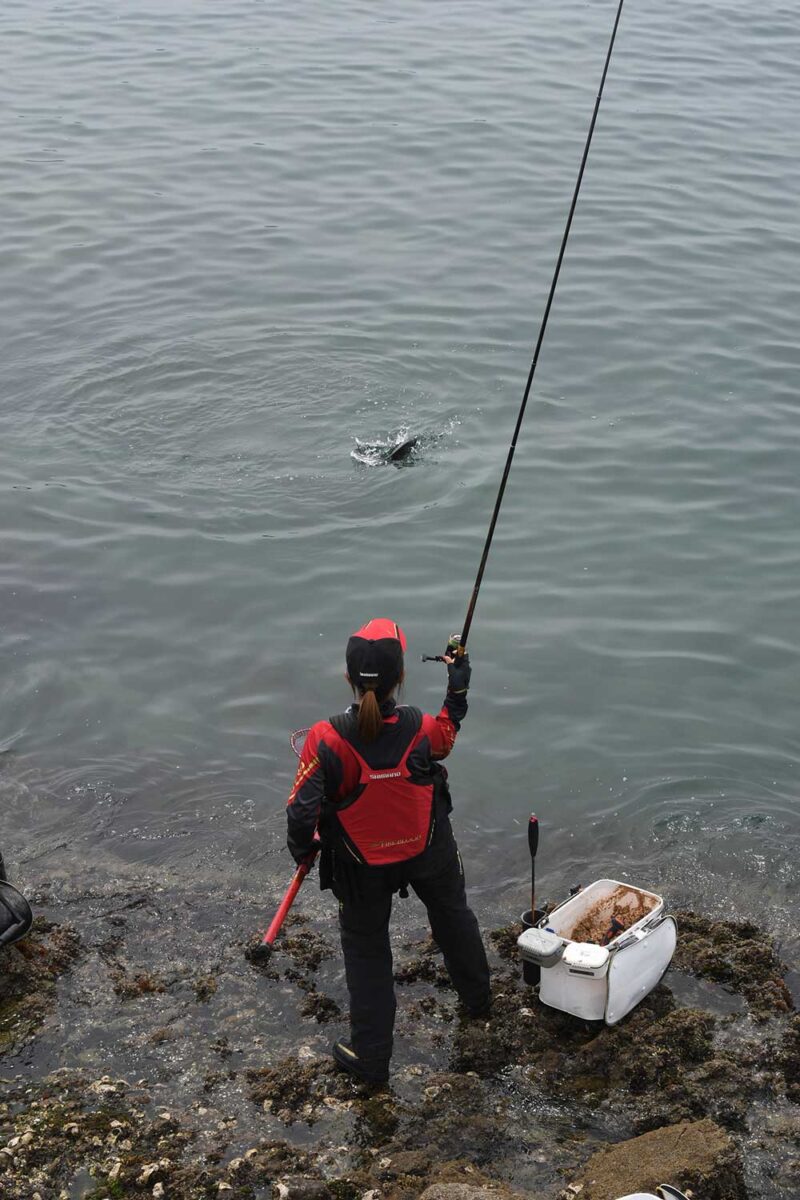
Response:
[291,846,316,866]
[446,653,471,694]
[288,831,321,867]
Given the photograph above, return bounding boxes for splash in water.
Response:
[352,424,455,467]
[351,428,419,467]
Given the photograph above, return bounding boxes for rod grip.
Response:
[261,851,318,947]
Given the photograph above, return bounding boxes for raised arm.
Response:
[425,654,472,759]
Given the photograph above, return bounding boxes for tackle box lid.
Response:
[562,941,610,972]
[517,926,566,967]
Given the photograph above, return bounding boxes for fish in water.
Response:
[351,431,422,466]
[387,437,418,463]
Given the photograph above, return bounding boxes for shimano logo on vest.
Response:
[368,770,402,780]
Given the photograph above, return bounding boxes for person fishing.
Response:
[286,617,490,1083]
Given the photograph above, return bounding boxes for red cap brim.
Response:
[350,618,407,652]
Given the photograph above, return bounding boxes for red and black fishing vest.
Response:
[324,707,439,867]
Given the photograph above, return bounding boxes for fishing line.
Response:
[455,0,627,655]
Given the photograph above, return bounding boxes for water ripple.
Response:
[1,0,799,952]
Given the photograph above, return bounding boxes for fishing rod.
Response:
[425,0,626,662]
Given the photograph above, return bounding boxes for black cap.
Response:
[346,618,406,697]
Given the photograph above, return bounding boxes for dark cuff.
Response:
[287,822,316,864]
[443,690,468,730]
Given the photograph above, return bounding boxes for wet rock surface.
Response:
[281,916,336,973]
[673,909,794,1020]
[246,1056,357,1123]
[562,1117,747,1200]
[1,877,798,1200]
[0,916,81,1052]
[782,1012,800,1102]
[488,923,524,963]
[420,1184,526,1200]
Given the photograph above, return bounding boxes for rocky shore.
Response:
[2,885,799,1200]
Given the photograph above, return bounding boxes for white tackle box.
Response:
[517,878,677,1025]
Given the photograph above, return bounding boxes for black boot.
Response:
[463,993,492,1018]
[332,1041,389,1084]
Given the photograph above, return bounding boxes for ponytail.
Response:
[357,685,383,743]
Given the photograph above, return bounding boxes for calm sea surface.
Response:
[1,1,799,953]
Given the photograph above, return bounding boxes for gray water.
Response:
[2,0,799,960]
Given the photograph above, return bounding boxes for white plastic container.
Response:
[615,1190,689,1200]
[517,879,677,1025]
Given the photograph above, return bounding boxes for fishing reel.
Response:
[421,634,462,664]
